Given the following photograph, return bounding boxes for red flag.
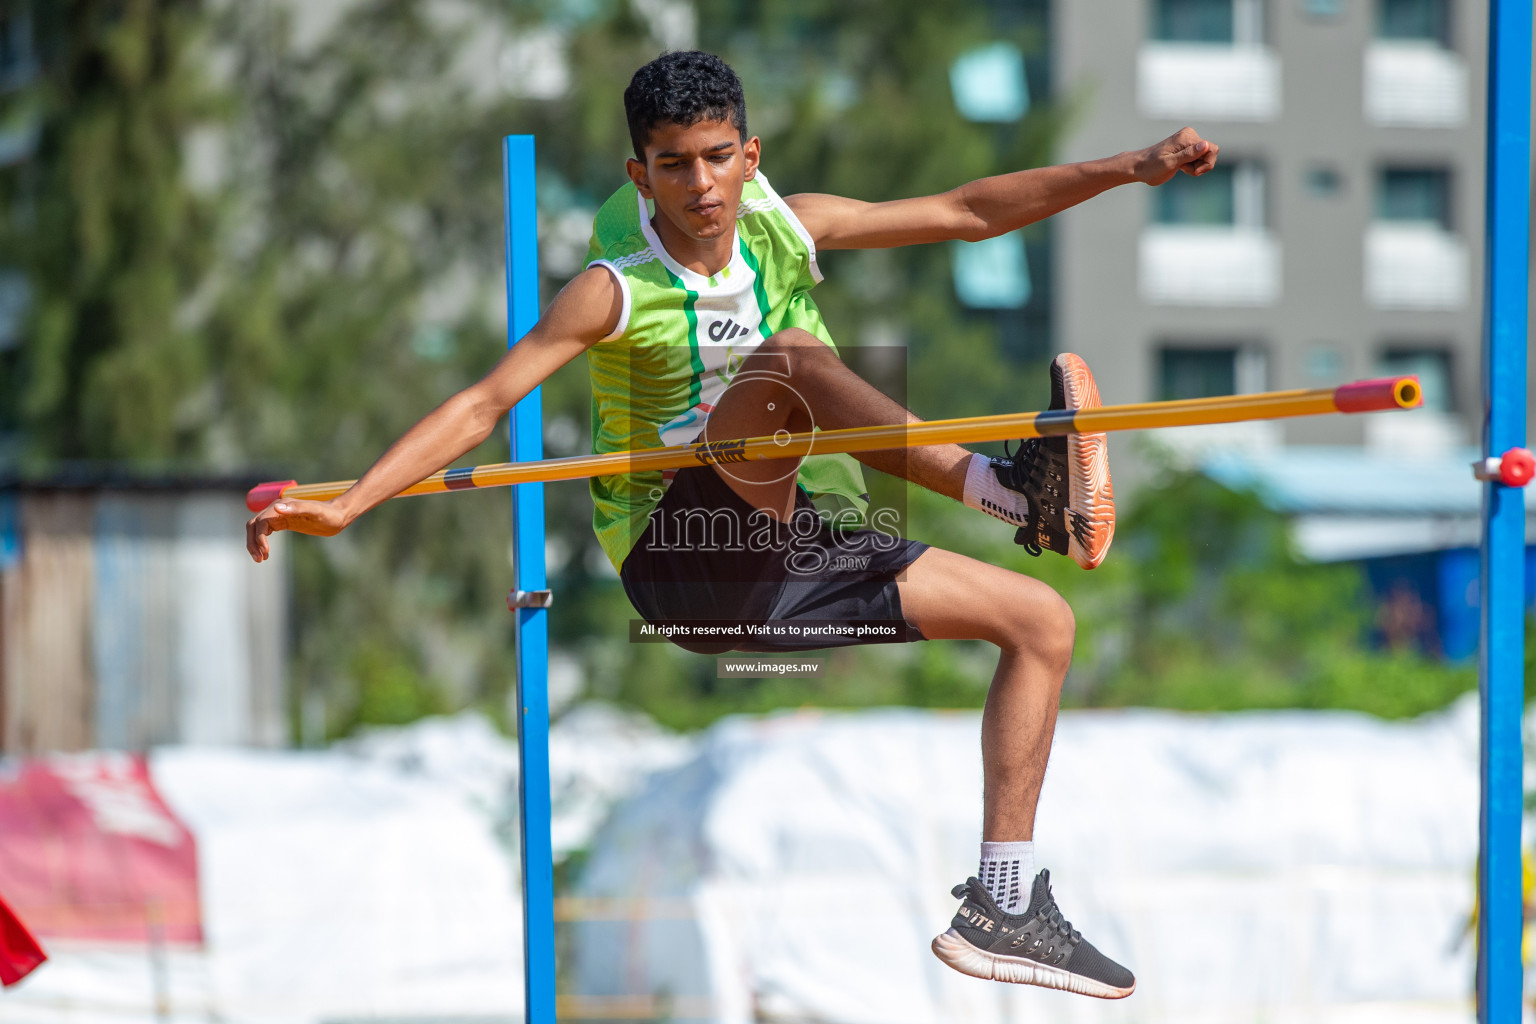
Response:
[0,891,45,987]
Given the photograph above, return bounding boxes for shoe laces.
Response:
[1035,881,1083,946]
[1002,438,1048,557]
[1002,437,1046,485]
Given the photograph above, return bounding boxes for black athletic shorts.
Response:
[619,464,930,654]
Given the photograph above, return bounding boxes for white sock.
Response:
[978,840,1035,913]
[961,453,1032,527]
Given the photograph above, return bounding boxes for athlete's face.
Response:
[627,117,760,243]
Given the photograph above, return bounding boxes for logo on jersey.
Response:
[707,318,752,342]
[692,438,749,465]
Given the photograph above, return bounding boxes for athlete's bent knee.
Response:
[1045,596,1077,670]
[1012,586,1075,672]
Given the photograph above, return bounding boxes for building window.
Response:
[1152,161,1266,228]
[1155,164,1235,225]
[949,42,1029,123]
[1162,348,1235,399]
[1376,348,1453,411]
[1152,0,1264,44]
[1370,164,1462,308]
[1366,0,1464,127]
[1367,167,1461,307]
[951,231,1032,309]
[1154,0,1233,41]
[1140,0,1275,121]
[1365,167,1465,308]
[1159,346,1268,399]
[1375,168,1451,229]
[1142,162,1276,306]
[1377,0,1449,46]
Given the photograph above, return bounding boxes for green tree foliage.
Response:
[5,0,1487,740]
[4,0,559,736]
[3,0,223,463]
[204,0,540,737]
[6,0,715,738]
[1086,470,1475,717]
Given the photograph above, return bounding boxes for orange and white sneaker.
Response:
[992,353,1116,569]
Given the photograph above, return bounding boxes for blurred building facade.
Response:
[1049,0,1536,664]
[0,481,288,754]
[1052,0,1500,453]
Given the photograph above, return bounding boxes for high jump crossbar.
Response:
[244,378,1423,511]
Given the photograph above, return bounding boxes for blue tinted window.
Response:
[1378,0,1449,43]
[1160,348,1237,400]
[1375,168,1451,228]
[1154,0,1234,42]
[1154,164,1235,225]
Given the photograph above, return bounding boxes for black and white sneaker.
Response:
[991,353,1115,569]
[931,869,1135,998]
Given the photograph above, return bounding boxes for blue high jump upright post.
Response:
[1478,2,1531,1021]
[503,135,557,1024]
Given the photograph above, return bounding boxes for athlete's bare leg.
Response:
[894,547,1072,841]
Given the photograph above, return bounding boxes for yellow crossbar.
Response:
[247,376,1421,512]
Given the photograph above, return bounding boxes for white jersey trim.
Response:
[634,189,744,292]
[587,259,632,343]
[753,172,824,285]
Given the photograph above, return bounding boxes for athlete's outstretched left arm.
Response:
[788,127,1219,251]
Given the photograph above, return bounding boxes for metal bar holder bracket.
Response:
[508,589,554,611]
[1471,446,1535,487]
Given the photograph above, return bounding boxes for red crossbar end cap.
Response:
[1499,448,1535,488]
[1334,376,1423,413]
[246,480,297,513]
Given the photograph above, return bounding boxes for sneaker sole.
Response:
[931,928,1135,999]
[1053,353,1115,570]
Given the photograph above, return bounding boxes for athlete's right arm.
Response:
[244,265,622,563]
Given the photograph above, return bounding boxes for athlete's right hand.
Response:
[1130,126,1220,186]
[246,499,350,563]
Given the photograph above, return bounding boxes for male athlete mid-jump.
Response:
[246,51,1219,997]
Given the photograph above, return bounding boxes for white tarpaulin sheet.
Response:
[3,699,1520,1024]
[2,735,525,1023]
[569,698,1505,1024]
[0,706,690,1024]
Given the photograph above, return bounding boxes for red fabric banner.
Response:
[0,892,46,987]
[0,753,202,946]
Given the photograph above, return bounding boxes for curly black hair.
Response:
[624,51,748,161]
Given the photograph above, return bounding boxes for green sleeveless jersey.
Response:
[584,172,870,572]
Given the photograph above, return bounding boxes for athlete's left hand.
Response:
[245,498,350,563]
[1130,127,1220,186]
